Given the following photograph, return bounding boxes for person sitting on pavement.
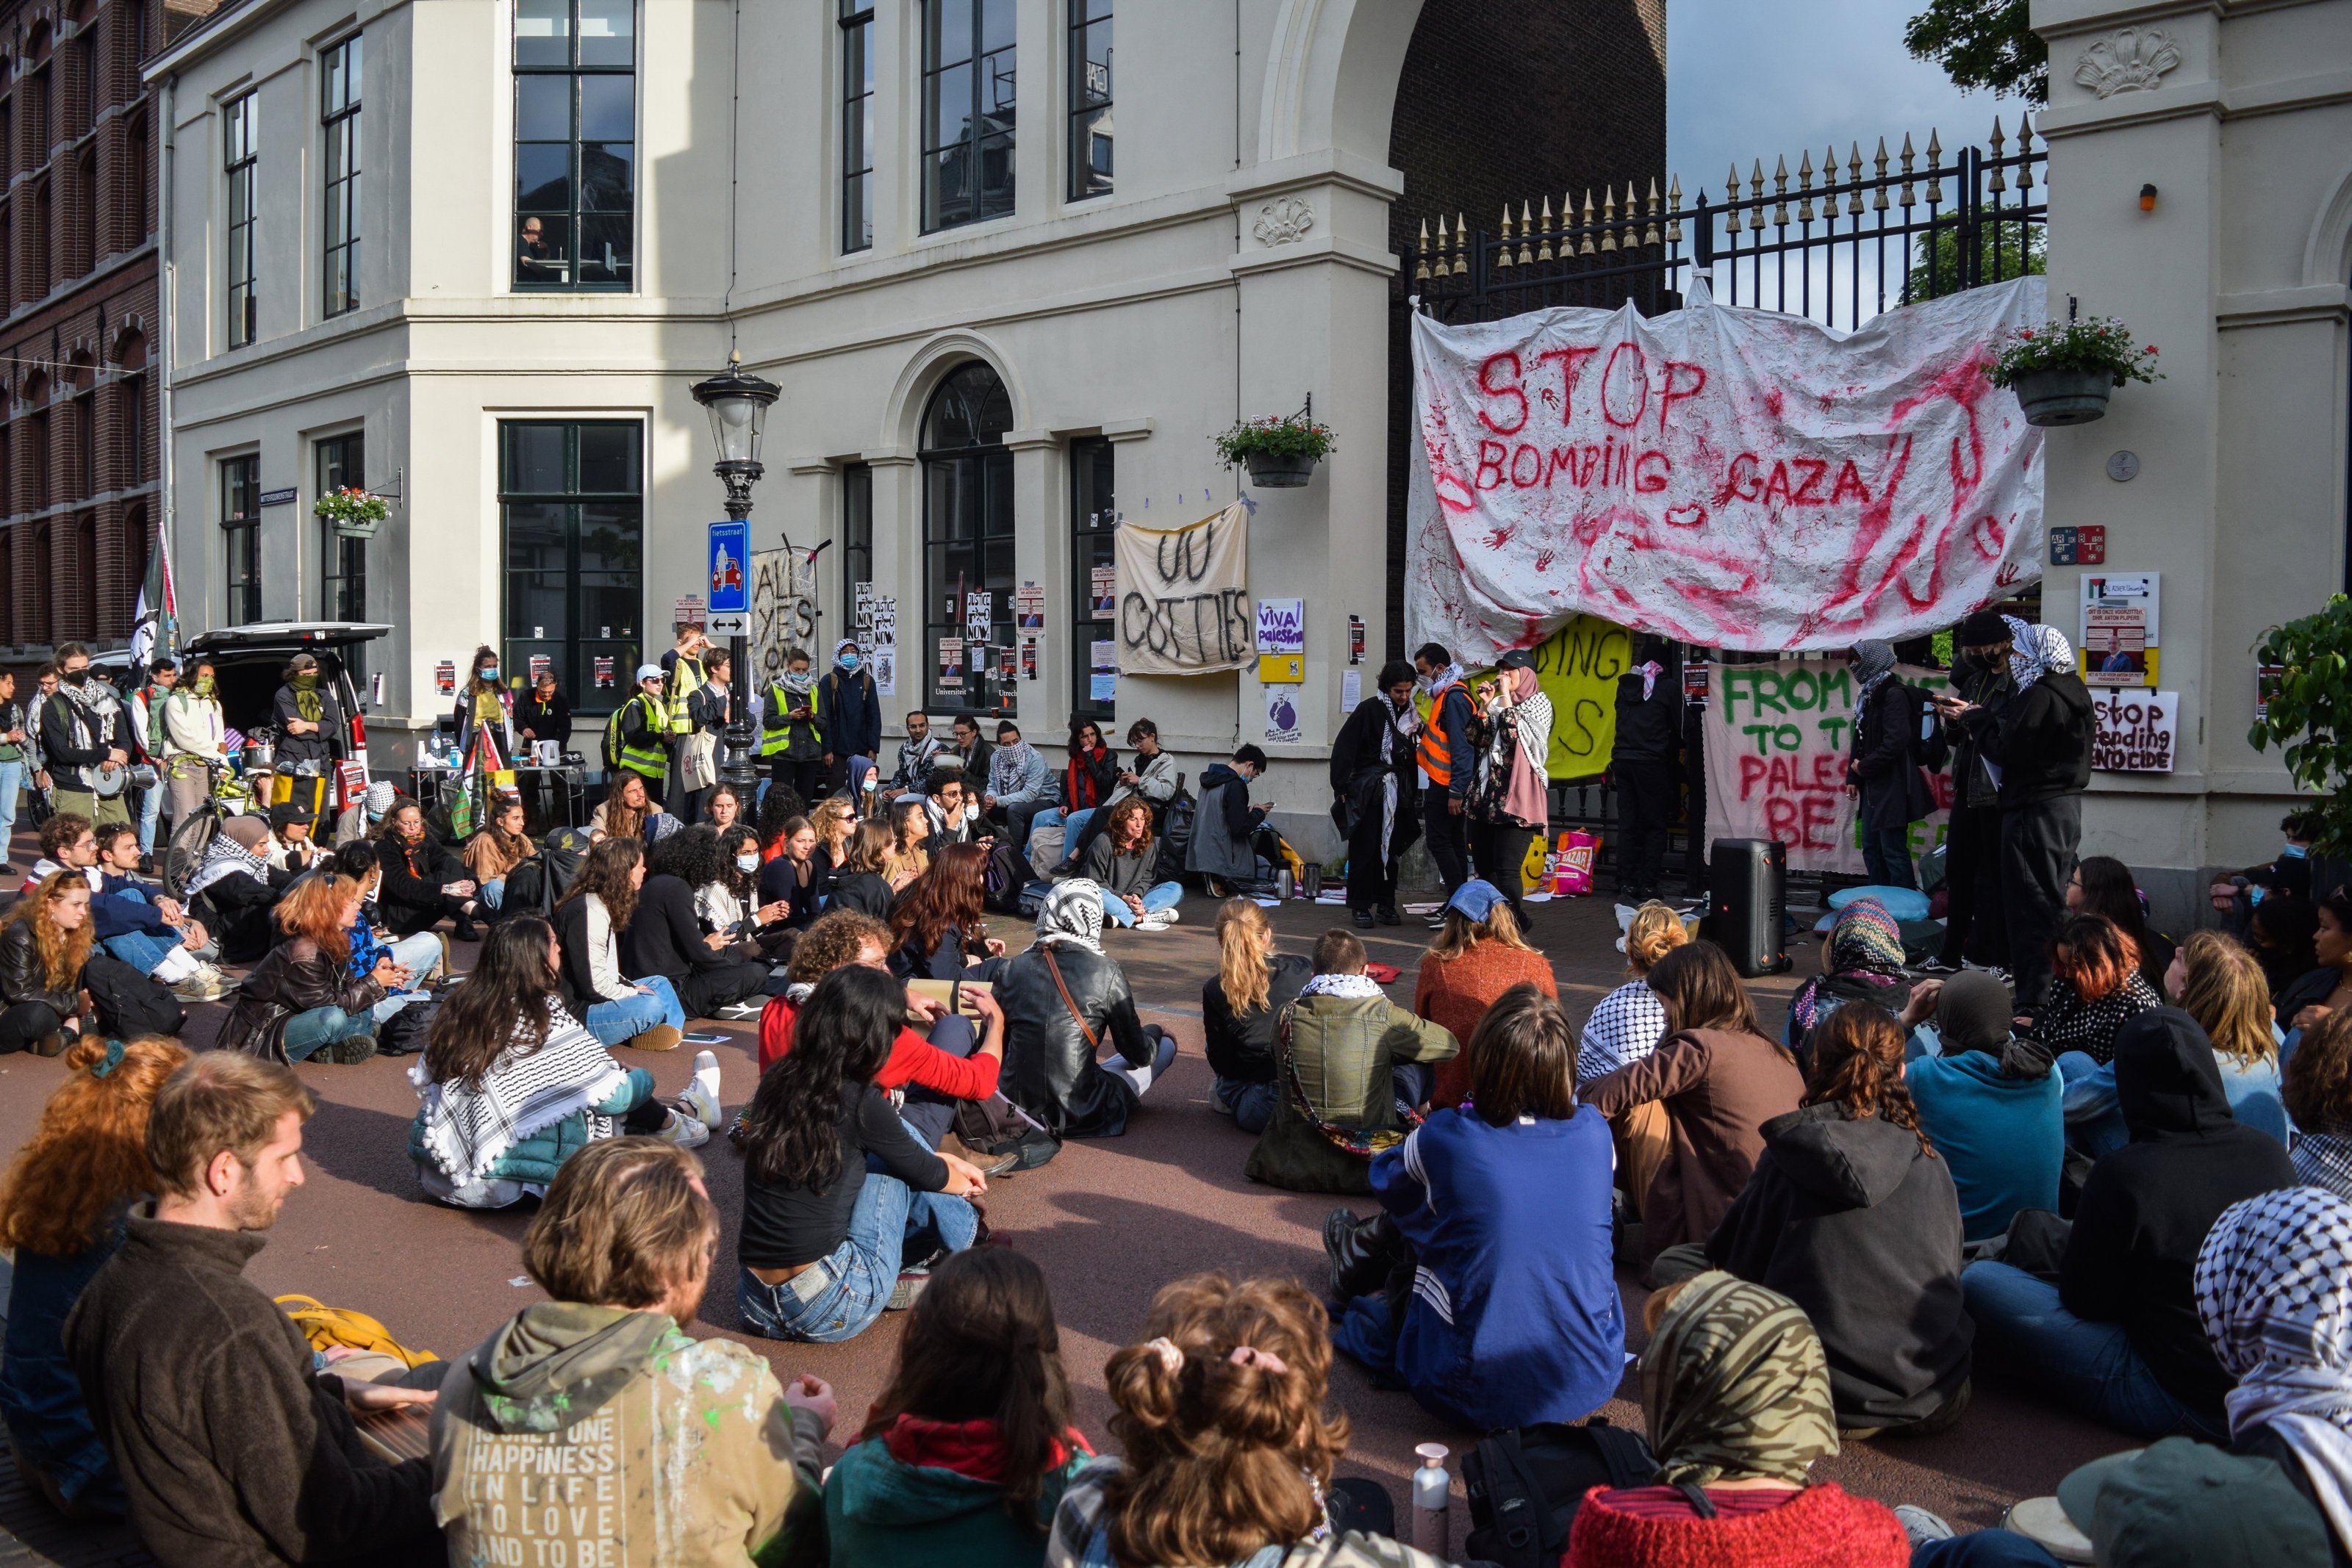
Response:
[1659,1003,1973,1438]
[459,794,535,916]
[883,797,933,891]
[373,797,483,941]
[1962,1007,2298,1441]
[588,766,681,846]
[65,1052,443,1567]
[182,813,295,964]
[215,874,399,1065]
[922,769,989,852]
[1203,898,1311,1136]
[334,777,398,847]
[756,815,825,933]
[0,875,99,1057]
[1186,744,1273,896]
[1047,1272,1442,1568]
[825,1247,1097,1568]
[756,910,1005,1151]
[2029,912,2163,1068]
[736,964,990,1344]
[1413,878,1555,1110]
[1080,795,1183,931]
[553,836,686,1051]
[2247,889,2323,1004]
[2285,1009,2352,1200]
[2165,929,2289,1143]
[334,841,445,988]
[996,881,1176,1139]
[1050,719,1119,856]
[1901,970,2062,1246]
[1562,1272,1910,1568]
[986,719,1055,849]
[891,842,1005,980]
[1324,985,1623,1432]
[1578,901,1688,1082]
[2069,854,2175,996]
[1785,896,1911,1065]
[824,820,899,921]
[1065,717,1178,868]
[433,1137,836,1567]
[87,821,234,1003]
[0,1035,188,1520]
[1243,927,1458,1195]
[1580,941,1805,1283]
[21,811,100,892]
[263,800,323,879]
[408,918,722,1209]
[624,826,773,1021]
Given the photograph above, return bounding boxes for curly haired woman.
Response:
[0,872,96,1055]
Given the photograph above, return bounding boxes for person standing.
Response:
[1469,650,1553,923]
[1611,636,1681,900]
[1330,660,1421,929]
[515,667,571,756]
[1412,642,1477,918]
[270,652,345,819]
[39,645,131,830]
[608,665,673,806]
[759,647,828,806]
[1846,640,1934,890]
[128,660,179,868]
[659,624,714,823]
[814,639,882,796]
[0,671,28,875]
[1943,619,2095,1011]
[1925,614,2012,977]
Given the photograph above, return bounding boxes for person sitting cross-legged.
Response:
[995,882,1177,1139]
[64,1052,445,1567]
[1901,970,2062,1247]
[1080,795,1183,931]
[1202,898,1311,1136]
[553,835,688,1052]
[433,1138,838,1567]
[214,874,397,1065]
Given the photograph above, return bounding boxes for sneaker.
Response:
[1892,1506,1954,1548]
[1424,911,1448,929]
[660,1113,711,1149]
[714,1000,763,1021]
[681,1051,724,1128]
[171,965,234,1003]
[1136,910,1175,932]
[1913,957,1962,977]
[626,1024,684,1052]
[1154,905,1179,924]
[886,1269,931,1311]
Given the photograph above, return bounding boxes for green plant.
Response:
[313,486,390,528]
[1212,413,1335,466]
[2251,595,2352,857]
[1984,317,2163,388]
[1907,225,2045,302]
[1904,0,2047,102]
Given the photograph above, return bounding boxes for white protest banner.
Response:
[1704,662,1954,874]
[2091,689,2178,773]
[1406,276,2046,661]
[1114,502,1252,675]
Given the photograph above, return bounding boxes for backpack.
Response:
[1152,774,1196,885]
[601,707,627,771]
[81,954,186,1042]
[1462,1420,1658,1568]
[372,993,439,1059]
[983,838,1030,915]
[1026,821,1067,882]
[951,1093,1062,1171]
[275,1295,440,1368]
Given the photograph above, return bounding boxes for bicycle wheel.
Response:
[163,805,222,898]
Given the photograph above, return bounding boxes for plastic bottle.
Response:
[1410,1443,1450,1554]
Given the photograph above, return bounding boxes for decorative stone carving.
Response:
[1252,196,1315,246]
[2073,28,2183,98]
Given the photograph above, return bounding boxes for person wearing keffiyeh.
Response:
[989,881,1175,1137]
[1469,652,1554,921]
[1846,640,1935,891]
[1328,661,1421,927]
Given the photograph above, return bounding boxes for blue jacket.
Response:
[92,876,173,941]
[0,1217,126,1513]
[815,666,882,760]
[1909,1044,2063,1243]
[1367,1106,1623,1430]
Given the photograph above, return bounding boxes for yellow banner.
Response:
[1529,615,1631,780]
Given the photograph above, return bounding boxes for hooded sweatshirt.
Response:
[1970,667,2094,807]
[2059,1008,2298,1414]
[825,1414,1095,1568]
[1704,1102,1973,1425]
[431,1301,825,1568]
[1907,1035,2062,1243]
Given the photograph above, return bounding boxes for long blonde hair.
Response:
[1216,898,1276,1014]
[1427,900,1534,963]
[1624,899,1692,977]
[2177,929,2276,1067]
[811,796,856,857]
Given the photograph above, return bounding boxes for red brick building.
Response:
[0,0,215,655]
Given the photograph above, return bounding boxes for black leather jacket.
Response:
[993,942,1151,1137]
[0,920,80,1013]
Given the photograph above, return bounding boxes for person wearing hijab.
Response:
[1328,659,1421,929]
[1845,641,1934,891]
[1470,650,1554,924]
[2194,1185,2352,1565]
[814,639,882,795]
[1563,1272,1909,1567]
[334,778,397,847]
[182,814,293,963]
[1611,636,1682,901]
[1962,1007,2296,1441]
[1943,619,2094,1010]
[1785,896,1911,1062]
[990,881,1175,1137]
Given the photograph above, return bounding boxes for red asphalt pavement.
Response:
[0,875,2129,1561]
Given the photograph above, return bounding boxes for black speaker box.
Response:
[1706,838,1791,977]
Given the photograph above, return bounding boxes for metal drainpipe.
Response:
[156,73,176,633]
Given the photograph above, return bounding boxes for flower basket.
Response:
[314,486,390,539]
[1213,413,1335,489]
[1984,317,2162,429]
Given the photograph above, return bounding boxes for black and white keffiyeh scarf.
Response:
[411,1003,631,1185]
[1035,881,1105,955]
[182,830,270,899]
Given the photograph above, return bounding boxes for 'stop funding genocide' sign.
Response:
[1114,502,1252,676]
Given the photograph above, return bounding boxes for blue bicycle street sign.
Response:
[707,520,750,614]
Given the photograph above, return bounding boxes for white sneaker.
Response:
[1152,905,1180,924]
[660,1114,711,1149]
[683,1050,724,1128]
[1136,911,1175,931]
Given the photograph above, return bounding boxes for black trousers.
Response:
[0,1001,64,1054]
[767,758,825,807]
[1345,793,1405,911]
[1471,820,1538,916]
[1421,784,1470,896]
[673,960,772,1019]
[1937,802,2008,968]
[1614,760,1674,895]
[2002,794,2082,1012]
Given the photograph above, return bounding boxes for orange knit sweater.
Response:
[1414,941,1559,1108]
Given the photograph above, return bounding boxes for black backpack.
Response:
[1152,774,1195,885]
[1462,1420,1657,1568]
[82,954,187,1043]
[983,838,1030,915]
[1904,682,1951,772]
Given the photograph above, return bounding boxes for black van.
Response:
[117,622,392,794]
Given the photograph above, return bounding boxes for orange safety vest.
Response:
[1416,679,1463,785]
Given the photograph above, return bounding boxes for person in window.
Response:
[816,640,883,796]
[373,798,481,941]
[994,882,1175,1138]
[516,215,562,278]
[985,719,1053,848]
[270,652,345,819]
[1330,661,1420,929]
[623,826,772,1020]
[1203,898,1311,1135]
[889,843,1003,979]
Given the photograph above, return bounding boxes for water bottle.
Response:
[1302,863,1322,899]
[1275,868,1294,900]
[1410,1443,1450,1553]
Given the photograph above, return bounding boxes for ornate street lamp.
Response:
[690,355,780,788]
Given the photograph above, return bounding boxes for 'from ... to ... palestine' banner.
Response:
[1405,275,2047,663]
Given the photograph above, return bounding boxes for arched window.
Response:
[919,361,1014,715]
[76,511,98,639]
[30,522,51,647]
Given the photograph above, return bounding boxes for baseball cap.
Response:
[268,801,315,830]
[636,663,664,683]
[2054,1438,2330,1567]
[1446,880,1507,924]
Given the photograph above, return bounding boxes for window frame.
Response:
[321,33,362,318]
[839,0,873,253]
[511,0,637,293]
[919,0,1016,234]
[1065,0,1111,203]
[841,460,872,622]
[223,90,257,347]
[221,453,261,625]
[496,419,645,716]
[315,432,367,656]
[1069,435,1116,722]
[919,363,1017,716]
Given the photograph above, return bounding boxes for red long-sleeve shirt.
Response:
[756,996,1002,1101]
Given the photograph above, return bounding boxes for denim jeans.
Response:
[1860,821,1918,888]
[582,974,686,1047]
[282,1005,376,1065]
[1099,882,1183,927]
[1100,1025,1178,1098]
[1910,1533,2070,1567]
[101,930,177,977]
[0,758,21,863]
[385,931,445,984]
[1214,1076,1278,1134]
[479,879,505,910]
[1960,1260,2226,1440]
[897,1014,978,1148]
[137,775,163,856]
[1058,808,1098,868]
[372,988,430,1024]
[2057,1051,2129,1159]
[736,1170,978,1344]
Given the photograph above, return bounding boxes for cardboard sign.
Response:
[1255,598,1305,656]
[2091,689,2179,773]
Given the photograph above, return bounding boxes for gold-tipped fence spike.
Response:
[1643,179,1660,245]
[1665,175,1681,244]
[1414,217,1430,281]
[2017,113,2035,188]
[1771,154,1790,226]
[1926,126,1942,165]
[1599,185,1617,251]
[1537,195,1555,260]
[1796,149,1814,222]
[1580,190,1597,254]
[1749,160,1767,230]
[1899,133,1916,207]
[1496,205,1513,270]
[1519,201,1535,265]
[1988,115,2008,192]
[1849,143,1866,215]
[1453,212,1468,276]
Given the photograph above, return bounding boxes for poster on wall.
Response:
[2082,605,2155,688]
[1090,672,1118,703]
[2081,572,2160,646]
[593,656,615,689]
[1015,582,1045,630]
[1702,661,1954,874]
[1111,502,1252,675]
[435,661,457,696]
[872,648,897,696]
[938,638,964,694]
[2091,689,2179,773]
[1255,598,1305,656]
[1341,668,1361,711]
[1265,685,1302,744]
[1090,567,1117,618]
[1019,637,1039,681]
[965,591,994,642]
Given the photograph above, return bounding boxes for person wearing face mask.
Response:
[451,646,516,766]
[161,661,228,838]
[1921,614,2015,979]
[39,644,132,830]
[334,778,398,848]
[269,653,346,820]
[759,648,828,808]
[815,639,882,796]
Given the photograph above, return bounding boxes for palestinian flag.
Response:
[127,517,176,669]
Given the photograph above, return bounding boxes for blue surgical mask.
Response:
[839,652,861,672]
[735,853,759,874]
[861,774,878,792]
[480,666,500,682]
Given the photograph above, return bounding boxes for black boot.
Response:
[1352,907,1374,929]
[1324,1209,1401,1301]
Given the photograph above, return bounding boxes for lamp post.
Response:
[689,356,780,791]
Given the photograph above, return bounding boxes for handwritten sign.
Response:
[1528,614,1632,780]
[1405,276,2048,660]
[1114,503,1252,675]
[1255,598,1304,655]
[2091,689,2178,773]
[749,550,820,683]
[1704,661,1953,874]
